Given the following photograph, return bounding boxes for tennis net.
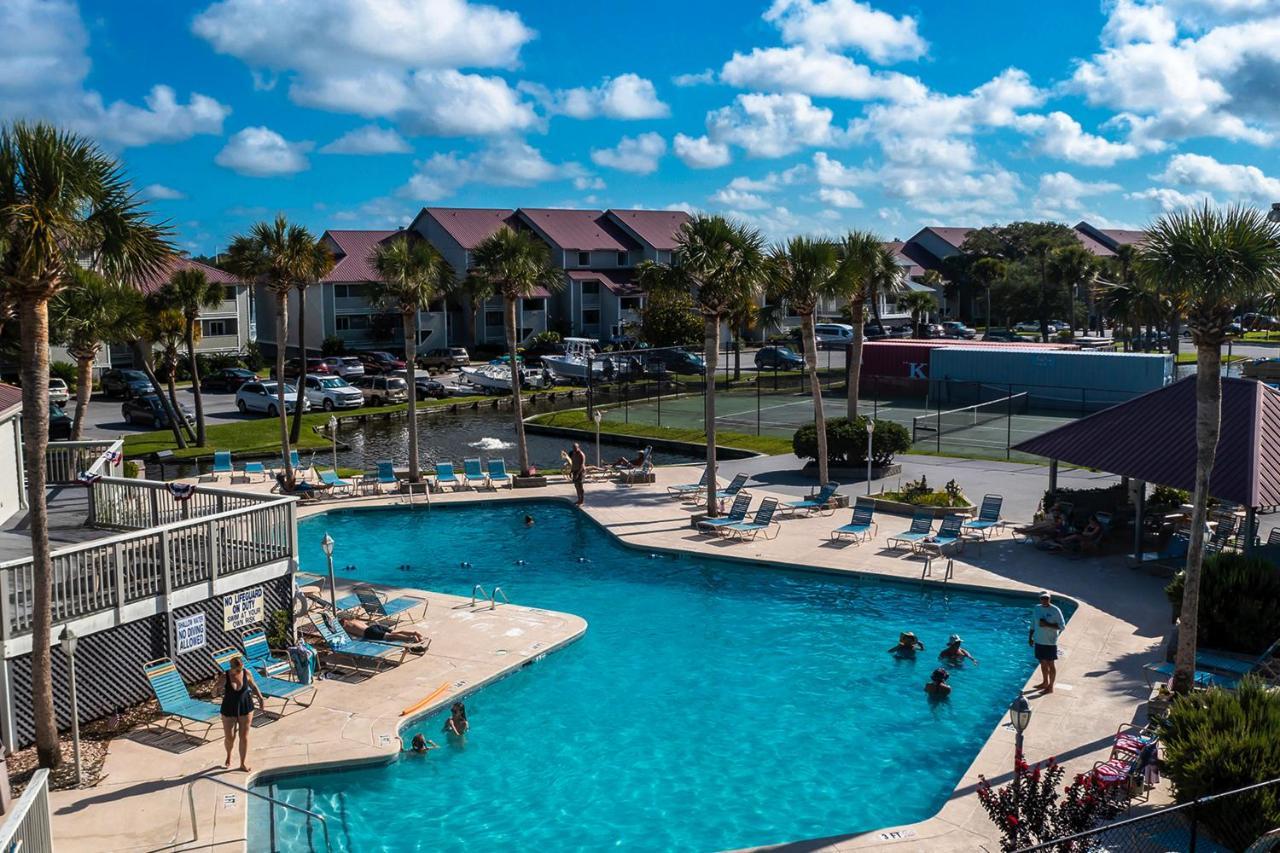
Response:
[912,393,1029,443]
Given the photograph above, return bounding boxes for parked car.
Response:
[754,345,805,370]
[1240,313,1280,330]
[101,368,152,399]
[417,347,470,371]
[235,381,309,416]
[982,328,1028,342]
[200,367,257,392]
[48,377,69,405]
[356,351,406,374]
[273,357,330,380]
[922,323,947,339]
[1242,358,1280,382]
[813,322,855,349]
[122,394,195,428]
[49,404,71,440]
[942,321,977,339]
[303,374,364,411]
[415,377,449,399]
[862,323,889,340]
[645,348,706,375]
[352,375,409,406]
[321,356,365,379]
[1014,320,1050,334]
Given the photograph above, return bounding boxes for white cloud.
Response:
[319,124,412,154]
[811,151,868,187]
[719,47,926,101]
[705,93,847,159]
[816,187,863,208]
[1126,186,1218,212]
[881,165,1022,219]
[140,184,186,201]
[398,140,573,200]
[590,133,667,174]
[710,187,771,210]
[215,127,312,177]
[763,0,928,63]
[1155,152,1280,200]
[1016,111,1145,166]
[539,74,670,120]
[573,175,606,191]
[1034,171,1121,213]
[1102,0,1177,45]
[673,133,732,168]
[673,69,716,87]
[727,164,809,193]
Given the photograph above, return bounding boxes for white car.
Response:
[813,322,855,349]
[1014,320,1053,333]
[48,377,69,406]
[235,381,310,416]
[303,374,364,411]
[321,356,365,379]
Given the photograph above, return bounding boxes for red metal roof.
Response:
[605,209,690,252]
[421,208,516,250]
[134,255,239,295]
[883,241,927,278]
[321,230,401,283]
[1073,230,1115,257]
[517,209,638,253]
[0,382,21,415]
[1013,376,1280,508]
[566,268,642,296]
[1098,228,1146,247]
[919,227,974,249]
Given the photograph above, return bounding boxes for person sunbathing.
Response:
[339,617,424,644]
[272,472,332,498]
[611,451,647,470]
[1015,506,1069,540]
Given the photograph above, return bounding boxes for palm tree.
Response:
[115,287,188,448]
[289,243,335,444]
[899,290,936,338]
[149,303,190,429]
[638,215,766,515]
[158,267,223,445]
[452,273,495,349]
[1136,204,1280,695]
[369,234,454,484]
[224,216,327,486]
[833,232,901,418]
[0,122,171,768]
[50,268,136,439]
[767,237,840,484]
[468,227,562,476]
[970,256,1006,331]
[1047,244,1096,341]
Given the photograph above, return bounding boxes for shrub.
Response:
[977,755,1122,851]
[241,342,264,371]
[50,360,77,390]
[1042,483,1128,525]
[1149,484,1190,509]
[879,475,971,507]
[1159,679,1280,846]
[122,460,140,479]
[1165,553,1280,654]
[266,608,294,649]
[527,330,561,346]
[320,336,346,356]
[792,416,911,466]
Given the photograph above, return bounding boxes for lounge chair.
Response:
[780,482,840,518]
[1268,528,1280,546]
[282,449,313,480]
[695,493,752,534]
[831,503,877,543]
[336,584,429,628]
[211,646,316,713]
[463,457,488,489]
[962,494,1005,539]
[316,469,354,495]
[1142,660,1238,689]
[667,468,710,499]
[886,513,934,552]
[241,628,295,677]
[616,446,653,485]
[308,613,407,674]
[709,472,751,502]
[210,451,233,482]
[487,458,512,489]
[1089,740,1158,807]
[1143,638,1280,688]
[271,473,330,501]
[914,514,966,557]
[374,460,400,493]
[435,461,463,492]
[722,497,781,541]
[143,658,218,739]
[242,461,267,482]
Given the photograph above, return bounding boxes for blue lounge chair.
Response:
[667,468,710,499]
[463,457,488,489]
[212,646,315,712]
[242,461,266,482]
[375,460,400,493]
[309,613,407,674]
[286,449,313,480]
[695,493,752,534]
[723,497,781,541]
[317,469,354,495]
[831,503,877,543]
[709,472,751,501]
[241,628,294,677]
[962,494,1005,539]
[1144,638,1280,688]
[617,446,653,485]
[143,658,218,739]
[886,513,934,552]
[336,584,429,628]
[915,514,967,556]
[435,461,462,491]
[211,451,233,481]
[1142,660,1237,689]
[487,458,512,488]
[781,482,840,518]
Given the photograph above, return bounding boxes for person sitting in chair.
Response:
[271,472,332,498]
[1014,505,1069,540]
[1056,513,1106,553]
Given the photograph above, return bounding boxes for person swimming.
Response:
[924,667,952,698]
[444,701,469,737]
[938,634,979,665]
[523,514,535,527]
[408,733,438,754]
[888,631,925,658]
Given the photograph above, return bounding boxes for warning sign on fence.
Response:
[176,612,206,654]
[223,587,264,631]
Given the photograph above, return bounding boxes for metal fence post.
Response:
[936,381,943,455]
[756,375,761,435]
[1007,382,1014,460]
[159,528,176,657]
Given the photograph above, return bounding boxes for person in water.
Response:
[523,514,535,527]
[924,667,952,698]
[888,632,926,658]
[444,701,469,737]
[339,617,425,644]
[408,733,439,754]
[215,656,266,772]
[939,635,979,665]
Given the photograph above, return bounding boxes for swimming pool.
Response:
[255,501,1068,852]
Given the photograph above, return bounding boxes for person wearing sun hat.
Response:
[1029,591,1066,693]
[939,634,979,665]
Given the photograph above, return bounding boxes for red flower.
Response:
[1006,815,1019,827]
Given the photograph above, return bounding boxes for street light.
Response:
[321,533,337,612]
[865,419,875,496]
[327,415,339,473]
[59,625,81,786]
[592,409,603,469]
[1009,695,1033,820]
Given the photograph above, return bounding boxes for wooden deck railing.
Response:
[45,437,123,484]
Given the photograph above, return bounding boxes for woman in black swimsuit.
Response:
[216,656,265,772]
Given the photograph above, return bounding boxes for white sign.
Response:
[175,613,206,654]
[223,587,264,631]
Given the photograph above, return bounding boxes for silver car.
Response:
[235,381,310,416]
[304,374,364,411]
[321,356,365,379]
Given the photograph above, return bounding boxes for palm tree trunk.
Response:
[186,321,207,446]
[403,310,420,482]
[703,313,719,517]
[165,366,184,436]
[847,295,865,419]
[802,313,829,485]
[290,286,308,444]
[275,291,294,485]
[133,341,186,449]
[464,298,479,348]
[1173,341,1222,695]
[70,347,97,441]
[506,296,530,475]
[871,294,886,335]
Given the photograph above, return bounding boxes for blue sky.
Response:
[3,0,1279,254]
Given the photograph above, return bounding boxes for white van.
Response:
[813,323,855,349]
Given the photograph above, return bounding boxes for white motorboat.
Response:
[541,337,619,382]
[460,362,547,392]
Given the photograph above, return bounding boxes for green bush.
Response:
[1150,484,1190,509]
[266,608,293,649]
[242,342,265,371]
[1165,553,1280,654]
[527,330,562,346]
[1159,679,1280,846]
[50,360,77,390]
[792,416,911,466]
[879,475,970,507]
[122,460,140,479]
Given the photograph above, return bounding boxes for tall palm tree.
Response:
[1047,244,1097,340]
[289,243,335,444]
[1136,204,1280,695]
[149,303,191,431]
[767,237,840,484]
[638,215,766,515]
[468,227,562,476]
[115,287,188,448]
[970,256,1006,331]
[833,232,900,418]
[224,216,326,486]
[50,268,136,439]
[369,234,454,484]
[0,122,171,768]
[452,272,495,349]
[159,267,223,445]
[899,290,936,338]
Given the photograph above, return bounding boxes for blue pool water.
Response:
[255,501,1066,852]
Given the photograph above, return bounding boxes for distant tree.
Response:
[639,288,702,348]
[832,232,901,418]
[50,268,137,439]
[157,267,224,445]
[1045,244,1097,340]
[899,290,936,338]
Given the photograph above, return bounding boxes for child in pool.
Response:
[408,733,438,754]
[924,668,952,699]
[444,702,469,737]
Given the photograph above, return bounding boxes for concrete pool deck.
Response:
[49,466,1173,851]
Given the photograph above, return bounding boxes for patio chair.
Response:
[1268,528,1280,546]
[695,493,752,534]
[616,446,653,485]
[1089,740,1157,808]
[463,457,488,489]
[487,458,512,488]
[667,468,710,499]
[288,450,314,480]
[241,628,294,677]
[435,461,463,492]
[914,514,966,557]
[336,584,429,629]
[962,494,1005,539]
[780,482,840,518]
[886,513,934,552]
[375,460,400,493]
[709,472,751,502]
[210,451,233,482]
[242,461,267,482]
[1143,637,1280,688]
[307,613,407,674]
[722,497,781,541]
[831,503,877,543]
[211,646,316,713]
[316,469,354,495]
[142,658,218,739]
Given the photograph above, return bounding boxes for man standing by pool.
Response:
[1029,591,1066,693]
[569,442,586,506]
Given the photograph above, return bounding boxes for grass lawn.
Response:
[1174,352,1246,364]
[529,409,794,456]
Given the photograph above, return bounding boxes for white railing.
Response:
[0,768,53,853]
[0,478,295,639]
[45,437,123,484]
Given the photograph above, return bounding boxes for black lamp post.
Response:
[1009,694,1033,832]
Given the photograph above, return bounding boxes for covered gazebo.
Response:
[1013,375,1280,557]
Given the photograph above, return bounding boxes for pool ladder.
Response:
[187,773,333,853]
[461,583,509,610]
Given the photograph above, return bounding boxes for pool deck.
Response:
[50,466,1173,851]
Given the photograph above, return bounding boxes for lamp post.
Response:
[60,625,81,786]
[592,409,603,469]
[327,415,338,473]
[1008,695,1033,828]
[865,419,875,496]
[321,533,337,612]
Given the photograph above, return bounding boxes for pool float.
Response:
[400,681,451,717]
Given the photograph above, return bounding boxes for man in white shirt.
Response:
[1029,591,1066,693]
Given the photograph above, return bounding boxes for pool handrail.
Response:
[188,773,332,853]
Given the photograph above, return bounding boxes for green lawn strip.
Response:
[529,409,793,456]
[1174,352,1245,365]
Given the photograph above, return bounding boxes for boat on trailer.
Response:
[460,362,548,393]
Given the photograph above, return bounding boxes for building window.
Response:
[616,251,628,266]
[333,283,368,299]
[577,251,590,266]
[201,318,238,337]
[581,280,600,296]
[620,296,642,311]
[582,309,600,326]
[523,298,546,312]
[485,310,504,328]
[223,285,237,302]
[335,314,371,331]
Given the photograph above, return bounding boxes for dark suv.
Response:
[645,349,706,376]
[357,351,406,374]
[101,368,153,399]
[754,345,804,370]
